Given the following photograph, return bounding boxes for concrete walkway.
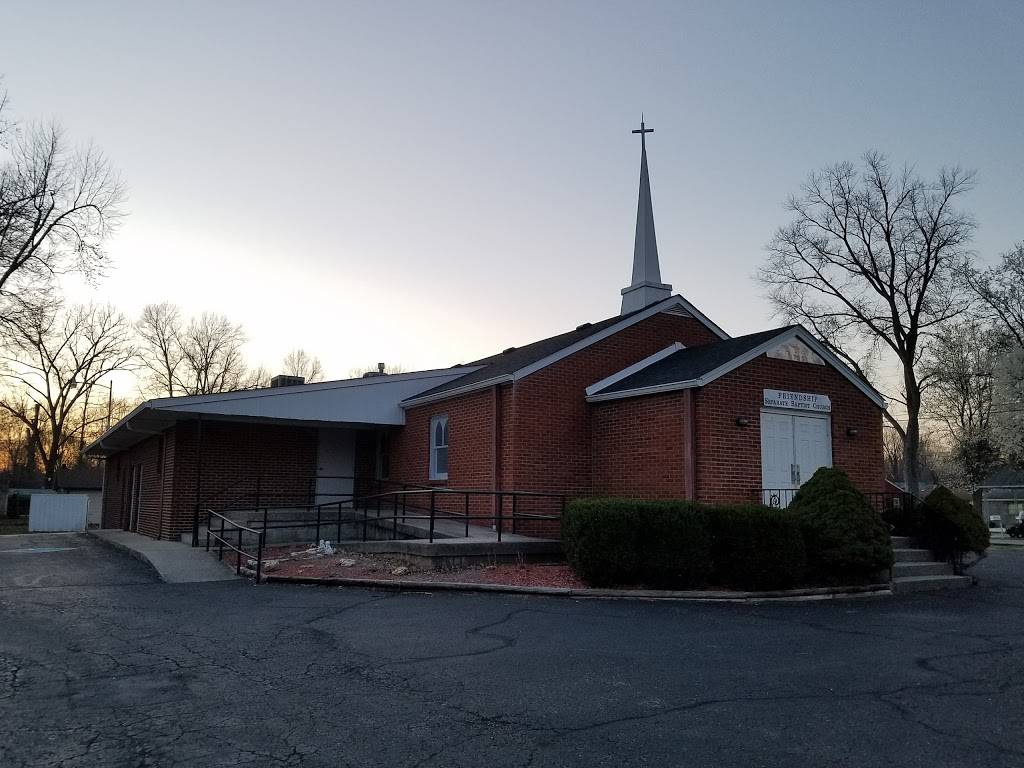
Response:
[990,532,1024,548]
[89,529,239,583]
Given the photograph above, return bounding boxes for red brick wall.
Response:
[695,354,884,503]
[100,433,171,538]
[394,386,509,519]
[167,421,319,539]
[391,313,717,498]
[508,314,717,497]
[103,421,320,540]
[389,312,718,535]
[591,390,690,499]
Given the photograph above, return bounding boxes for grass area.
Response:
[0,516,29,535]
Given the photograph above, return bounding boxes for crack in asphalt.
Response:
[3,540,1024,768]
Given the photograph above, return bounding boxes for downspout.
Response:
[191,416,204,547]
[157,435,167,540]
[493,384,502,490]
[682,389,697,500]
[100,459,108,529]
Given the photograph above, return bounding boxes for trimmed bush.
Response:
[561,499,640,587]
[921,486,989,570]
[635,502,713,588]
[710,504,806,590]
[562,499,712,588]
[788,467,893,585]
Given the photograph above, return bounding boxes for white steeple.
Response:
[620,116,672,315]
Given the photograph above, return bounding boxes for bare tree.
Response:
[759,152,976,495]
[965,242,1024,346]
[136,302,184,396]
[136,304,257,396]
[992,347,1024,463]
[924,321,1006,445]
[0,304,134,487]
[0,94,125,324]
[283,348,323,382]
[178,313,250,394]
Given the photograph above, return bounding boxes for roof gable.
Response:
[402,294,728,407]
[586,325,887,409]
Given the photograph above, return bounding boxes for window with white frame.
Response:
[429,415,449,480]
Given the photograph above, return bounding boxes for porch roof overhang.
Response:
[84,366,479,458]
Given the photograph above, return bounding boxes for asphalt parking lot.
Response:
[1,532,1022,767]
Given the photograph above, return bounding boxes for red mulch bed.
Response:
[259,544,584,588]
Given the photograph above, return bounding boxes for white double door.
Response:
[760,411,832,505]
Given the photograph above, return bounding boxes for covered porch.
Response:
[84,368,469,540]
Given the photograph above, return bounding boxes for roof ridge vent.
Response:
[502,346,517,354]
[575,322,592,331]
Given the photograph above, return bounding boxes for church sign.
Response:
[763,389,832,413]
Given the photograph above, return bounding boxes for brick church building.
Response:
[87,122,886,540]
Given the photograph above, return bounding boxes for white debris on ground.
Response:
[297,540,336,557]
[390,566,409,576]
[336,558,357,567]
[245,558,280,572]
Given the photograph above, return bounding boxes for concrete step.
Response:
[893,547,933,563]
[890,535,914,548]
[892,574,972,594]
[892,561,952,578]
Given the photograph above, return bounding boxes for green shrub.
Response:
[635,502,713,588]
[562,499,712,588]
[788,467,893,585]
[921,486,989,570]
[561,499,640,587]
[710,504,806,590]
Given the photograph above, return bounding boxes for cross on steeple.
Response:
[632,115,654,148]
[620,114,672,315]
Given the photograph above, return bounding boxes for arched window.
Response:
[429,415,449,480]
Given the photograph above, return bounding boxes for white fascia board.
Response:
[673,295,730,341]
[586,379,701,403]
[84,401,152,453]
[585,326,888,410]
[146,367,476,411]
[403,294,728,408]
[585,342,685,397]
[514,296,723,382]
[87,367,480,454]
[786,329,888,409]
[400,374,513,408]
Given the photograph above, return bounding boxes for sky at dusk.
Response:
[2,1,1022,386]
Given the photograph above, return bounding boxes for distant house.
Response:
[84,123,889,541]
[977,466,1024,529]
[3,464,104,528]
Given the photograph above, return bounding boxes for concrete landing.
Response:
[90,529,239,583]
[341,537,564,569]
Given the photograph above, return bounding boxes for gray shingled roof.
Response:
[406,307,651,401]
[594,326,796,394]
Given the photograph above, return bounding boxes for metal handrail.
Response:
[205,509,266,582]
[203,485,568,547]
[191,475,440,544]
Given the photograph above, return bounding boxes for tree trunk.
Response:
[43,422,62,490]
[904,373,923,498]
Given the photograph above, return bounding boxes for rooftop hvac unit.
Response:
[270,374,305,388]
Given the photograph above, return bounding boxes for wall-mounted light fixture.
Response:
[736,417,750,427]
[847,427,859,438]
